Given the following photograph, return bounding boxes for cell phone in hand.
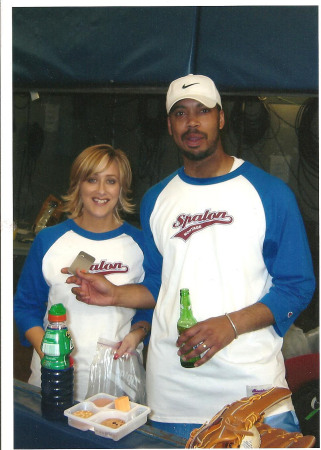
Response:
[68,251,95,275]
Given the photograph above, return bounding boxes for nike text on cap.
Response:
[166,74,222,114]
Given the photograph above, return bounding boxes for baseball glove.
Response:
[185,387,316,448]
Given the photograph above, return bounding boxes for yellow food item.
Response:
[72,410,94,418]
[115,395,130,412]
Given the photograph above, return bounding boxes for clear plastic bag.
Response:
[85,339,146,404]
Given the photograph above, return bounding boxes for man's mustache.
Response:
[182,129,207,139]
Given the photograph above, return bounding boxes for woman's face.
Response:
[78,160,121,227]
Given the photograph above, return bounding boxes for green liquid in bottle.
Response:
[177,289,200,368]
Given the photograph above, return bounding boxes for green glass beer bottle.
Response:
[177,288,200,368]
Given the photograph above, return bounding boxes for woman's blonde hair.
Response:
[62,144,134,221]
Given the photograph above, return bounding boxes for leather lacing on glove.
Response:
[256,422,316,448]
[186,387,316,448]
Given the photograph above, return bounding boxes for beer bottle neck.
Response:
[180,290,191,307]
[180,293,194,318]
[178,289,197,329]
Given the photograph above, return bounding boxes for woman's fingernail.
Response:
[114,353,119,360]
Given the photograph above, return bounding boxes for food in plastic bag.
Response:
[86,339,146,404]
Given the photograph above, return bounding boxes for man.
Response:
[65,74,315,439]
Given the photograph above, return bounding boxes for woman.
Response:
[14,144,151,401]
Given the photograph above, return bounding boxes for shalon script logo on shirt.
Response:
[89,260,129,275]
[172,208,233,242]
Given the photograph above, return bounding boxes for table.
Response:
[14,380,186,449]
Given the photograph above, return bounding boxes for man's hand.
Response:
[61,267,117,306]
[176,303,275,367]
[61,267,156,309]
[176,316,235,367]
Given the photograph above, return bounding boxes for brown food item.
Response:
[72,410,94,418]
[101,418,125,429]
[92,397,112,407]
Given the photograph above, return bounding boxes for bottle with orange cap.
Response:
[40,303,74,420]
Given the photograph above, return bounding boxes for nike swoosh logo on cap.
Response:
[182,83,200,89]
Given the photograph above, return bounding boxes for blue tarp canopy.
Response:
[13,6,318,93]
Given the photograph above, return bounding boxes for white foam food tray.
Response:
[64,393,151,441]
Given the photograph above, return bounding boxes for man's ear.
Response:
[219,109,225,130]
[167,116,173,136]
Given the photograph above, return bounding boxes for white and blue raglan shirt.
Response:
[14,219,149,401]
[140,157,315,424]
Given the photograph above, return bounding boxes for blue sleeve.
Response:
[14,231,51,346]
[122,222,156,319]
[131,308,154,325]
[139,171,179,302]
[139,189,163,303]
[123,222,155,344]
[247,167,315,336]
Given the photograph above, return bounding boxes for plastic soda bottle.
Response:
[177,288,200,368]
[40,303,74,420]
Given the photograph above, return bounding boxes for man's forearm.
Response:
[115,284,156,309]
[226,302,275,338]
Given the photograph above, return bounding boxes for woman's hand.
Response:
[114,322,150,359]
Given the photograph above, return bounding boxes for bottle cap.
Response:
[48,303,67,321]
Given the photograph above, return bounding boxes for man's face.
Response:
[167,98,225,161]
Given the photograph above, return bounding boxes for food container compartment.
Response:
[91,408,150,441]
[86,393,115,409]
[64,402,99,431]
